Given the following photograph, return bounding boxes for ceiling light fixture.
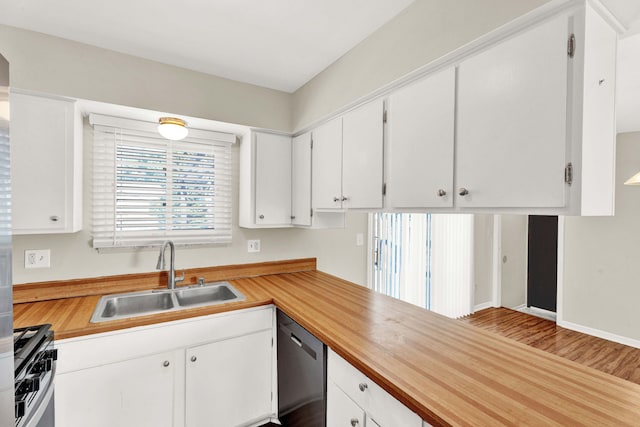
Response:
[158,117,188,140]
[624,171,640,186]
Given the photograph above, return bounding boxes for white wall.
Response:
[562,132,640,342]
[500,215,528,308]
[291,0,550,130]
[0,25,291,131]
[474,215,494,308]
[12,120,368,285]
[4,1,551,288]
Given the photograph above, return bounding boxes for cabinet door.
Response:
[456,16,568,208]
[342,99,384,209]
[10,92,79,232]
[312,117,343,210]
[185,329,273,427]
[55,351,177,427]
[291,132,312,226]
[327,380,365,427]
[255,132,292,225]
[578,6,617,215]
[386,68,455,208]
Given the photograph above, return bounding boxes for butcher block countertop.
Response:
[13,259,640,426]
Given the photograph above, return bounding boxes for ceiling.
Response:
[0,0,414,93]
[0,0,639,131]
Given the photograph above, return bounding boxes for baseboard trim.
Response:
[557,320,640,350]
[473,301,494,312]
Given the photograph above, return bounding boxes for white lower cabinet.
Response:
[56,350,179,427]
[185,330,273,427]
[327,350,421,427]
[55,307,275,427]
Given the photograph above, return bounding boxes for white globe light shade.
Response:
[158,117,188,140]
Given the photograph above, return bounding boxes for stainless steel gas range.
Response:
[14,324,57,427]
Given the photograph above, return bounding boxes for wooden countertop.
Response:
[13,261,640,426]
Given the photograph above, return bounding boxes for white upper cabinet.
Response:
[312,117,343,210]
[255,132,292,225]
[456,16,569,208]
[342,99,384,209]
[239,131,292,228]
[291,132,312,226]
[239,2,616,217]
[386,68,455,209]
[312,99,384,211]
[10,90,82,234]
[569,5,617,216]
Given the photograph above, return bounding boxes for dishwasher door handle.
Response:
[279,324,317,360]
[290,333,303,347]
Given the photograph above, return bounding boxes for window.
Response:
[91,114,234,249]
[371,213,474,318]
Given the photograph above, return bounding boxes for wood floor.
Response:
[460,307,640,385]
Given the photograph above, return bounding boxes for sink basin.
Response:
[175,283,244,307]
[98,292,175,320]
[90,282,246,323]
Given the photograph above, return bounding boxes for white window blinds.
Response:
[90,114,234,249]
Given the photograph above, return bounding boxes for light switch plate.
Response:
[25,249,51,268]
[356,233,364,246]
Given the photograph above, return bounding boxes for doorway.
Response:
[527,215,558,312]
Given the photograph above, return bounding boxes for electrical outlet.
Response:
[248,240,261,253]
[25,249,51,269]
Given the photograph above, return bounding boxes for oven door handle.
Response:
[19,365,55,427]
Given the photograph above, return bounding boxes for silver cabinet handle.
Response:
[458,188,469,196]
[333,197,341,202]
[350,418,359,426]
[191,356,197,362]
[50,215,60,222]
[358,382,368,392]
[259,214,264,219]
[437,189,446,197]
[163,360,170,367]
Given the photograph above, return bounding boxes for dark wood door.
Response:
[527,215,558,312]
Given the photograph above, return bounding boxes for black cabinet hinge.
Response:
[565,162,573,185]
[383,110,388,124]
[567,34,576,58]
[382,183,387,196]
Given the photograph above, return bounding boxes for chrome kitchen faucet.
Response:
[156,240,184,290]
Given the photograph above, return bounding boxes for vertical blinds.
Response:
[429,214,474,319]
[91,114,234,249]
[372,213,474,318]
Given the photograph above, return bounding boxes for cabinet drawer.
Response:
[328,350,421,427]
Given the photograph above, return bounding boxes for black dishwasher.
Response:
[277,309,326,427]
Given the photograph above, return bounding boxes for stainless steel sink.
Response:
[90,282,245,323]
[175,283,244,307]
[98,292,175,320]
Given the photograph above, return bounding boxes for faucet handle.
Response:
[175,271,185,284]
